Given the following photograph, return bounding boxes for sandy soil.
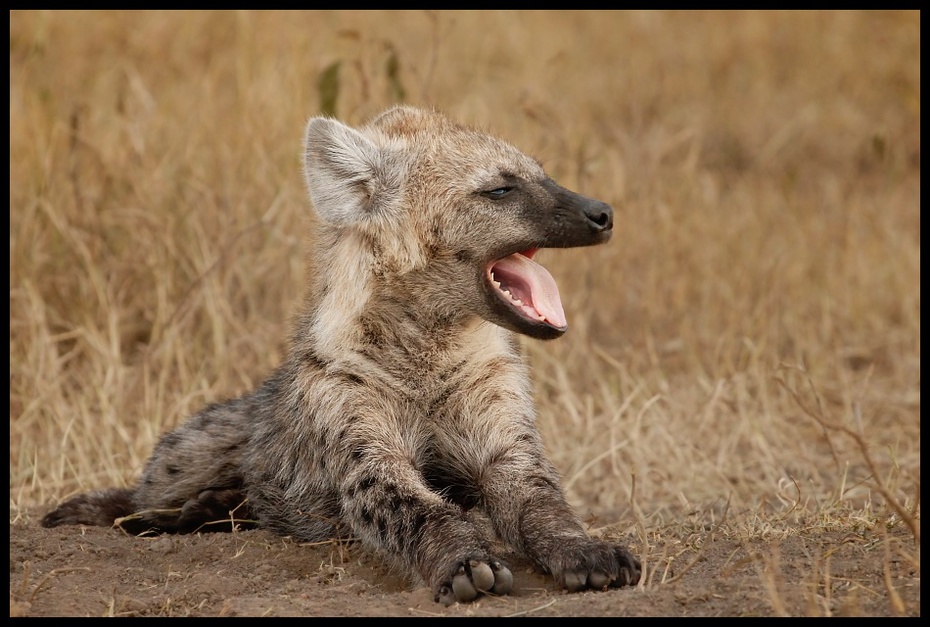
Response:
[9,515,918,617]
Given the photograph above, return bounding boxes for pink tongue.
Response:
[492,253,567,329]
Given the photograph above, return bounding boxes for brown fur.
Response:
[42,106,640,604]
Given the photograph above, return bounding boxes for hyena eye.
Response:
[482,187,514,199]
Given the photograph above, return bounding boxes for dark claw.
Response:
[437,584,457,606]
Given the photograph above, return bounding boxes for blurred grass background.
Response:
[10,11,919,541]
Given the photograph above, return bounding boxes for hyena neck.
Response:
[295,227,510,378]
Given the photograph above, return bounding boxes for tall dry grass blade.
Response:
[777,368,919,546]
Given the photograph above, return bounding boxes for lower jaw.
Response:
[491,306,566,340]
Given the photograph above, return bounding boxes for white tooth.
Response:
[513,299,522,306]
[521,304,542,320]
[493,280,501,288]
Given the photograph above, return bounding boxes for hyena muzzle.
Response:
[42,105,641,604]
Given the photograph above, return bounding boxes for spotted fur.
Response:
[43,106,640,603]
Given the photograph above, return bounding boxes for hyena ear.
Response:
[302,117,403,225]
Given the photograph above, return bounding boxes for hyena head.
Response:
[303,105,612,341]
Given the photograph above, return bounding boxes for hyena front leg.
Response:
[335,436,514,604]
[479,431,641,592]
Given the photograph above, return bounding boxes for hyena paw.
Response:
[435,558,513,605]
[552,540,641,592]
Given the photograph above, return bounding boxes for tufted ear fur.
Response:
[302,116,404,225]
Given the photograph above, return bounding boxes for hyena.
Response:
[42,105,641,604]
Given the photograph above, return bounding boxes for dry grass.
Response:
[10,10,919,614]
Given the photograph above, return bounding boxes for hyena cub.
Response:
[43,105,641,604]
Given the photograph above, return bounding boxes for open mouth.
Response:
[487,248,567,332]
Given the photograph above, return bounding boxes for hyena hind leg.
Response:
[126,399,257,535]
[41,487,136,530]
[43,398,256,536]
[41,486,253,536]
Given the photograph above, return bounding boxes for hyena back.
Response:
[43,106,641,604]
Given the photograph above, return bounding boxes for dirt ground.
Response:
[9,514,918,617]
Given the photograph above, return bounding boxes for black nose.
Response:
[584,200,613,232]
